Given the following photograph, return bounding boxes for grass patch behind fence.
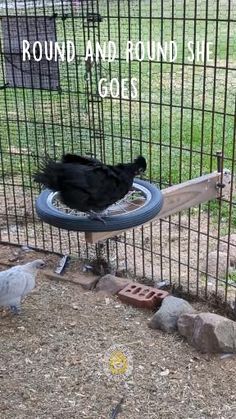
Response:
[0,0,235,218]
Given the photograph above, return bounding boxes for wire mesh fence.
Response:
[0,0,235,313]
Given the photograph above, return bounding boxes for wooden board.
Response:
[85,170,231,244]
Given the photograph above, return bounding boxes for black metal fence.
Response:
[0,0,235,313]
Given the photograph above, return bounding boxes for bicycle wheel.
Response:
[35,178,163,232]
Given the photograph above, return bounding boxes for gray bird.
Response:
[0,259,45,314]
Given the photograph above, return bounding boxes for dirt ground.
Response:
[0,244,235,419]
[0,182,236,307]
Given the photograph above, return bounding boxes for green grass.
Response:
[228,272,236,284]
[0,0,235,219]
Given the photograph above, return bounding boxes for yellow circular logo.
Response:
[103,345,133,380]
[109,350,128,375]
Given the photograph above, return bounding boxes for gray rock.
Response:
[178,312,236,353]
[148,296,196,333]
[200,251,235,282]
[201,235,236,284]
[178,312,196,338]
[95,274,131,295]
[154,280,171,290]
[219,234,236,264]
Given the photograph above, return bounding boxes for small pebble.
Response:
[220,353,234,360]
[159,369,170,376]
[21,245,33,252]
[17,326,25,331]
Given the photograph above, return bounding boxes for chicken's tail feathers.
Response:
[61,153,101,166]
[33,157,64,191]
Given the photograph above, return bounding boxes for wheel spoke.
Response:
[51,183,150,218]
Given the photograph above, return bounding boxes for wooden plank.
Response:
[156,171,221,219]
[85,171,231,244]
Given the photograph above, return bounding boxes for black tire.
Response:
[35,179,163,232]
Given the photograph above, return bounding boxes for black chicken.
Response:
[61,153,101,166]
[34,154,146,220]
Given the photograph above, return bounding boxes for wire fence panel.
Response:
[0,0,235,312]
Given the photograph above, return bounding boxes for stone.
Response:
[200,251,235,281]
[148,296,195,332]
[201,235,236,282]
[95,274,131,295]
[44,270,66,281]
[178,312,236,353]
[154,280,171,290]
[71,274,99,290]
[219,234,236,264]
[177,312,196,338]
[44,270,99,290]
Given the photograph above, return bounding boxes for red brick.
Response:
[118,283,169,310]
